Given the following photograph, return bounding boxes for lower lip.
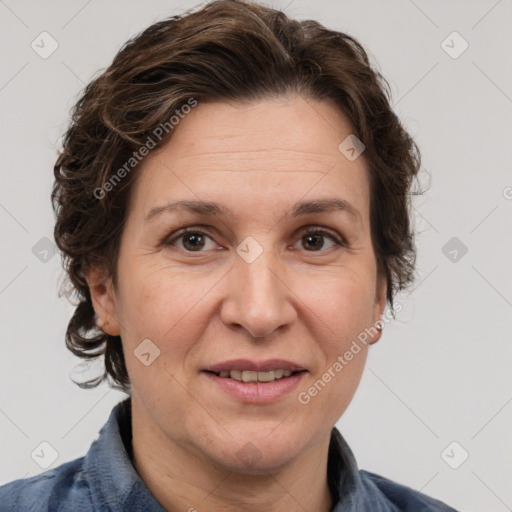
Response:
[203,371,306,403]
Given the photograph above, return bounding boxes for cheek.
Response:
[296,269,377,341]
[115,263,213,360]
[117,256,377,347]
[116,268,206,412]
[294,276,373,424]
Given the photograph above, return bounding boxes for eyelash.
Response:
[163,226,347,253]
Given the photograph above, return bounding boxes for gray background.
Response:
[1,1,511,510]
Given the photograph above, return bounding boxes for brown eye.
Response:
[303,233,325,251]
[297,229,345,252]
[164,226,346,254]
[165,228,216,252]
[181,232,206,251]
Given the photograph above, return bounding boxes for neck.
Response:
[130,397,334,512]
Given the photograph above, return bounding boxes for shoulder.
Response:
[0,457,93,512]
[359,469,459,512]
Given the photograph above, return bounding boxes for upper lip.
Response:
[204,359,307,373]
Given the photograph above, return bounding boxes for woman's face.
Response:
[90,95,386,472]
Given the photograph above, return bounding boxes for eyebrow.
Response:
[145,197,362,223]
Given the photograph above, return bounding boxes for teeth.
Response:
[216,369,299,382]
[241,371,258,382]
[229,370,242,380]
[257,371,275,383]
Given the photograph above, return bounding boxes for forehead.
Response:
[159,96,357,162]
[129,96,370,223]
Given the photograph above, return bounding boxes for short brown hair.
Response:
[52,0,421,392]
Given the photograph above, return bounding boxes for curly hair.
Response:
[52,0,421,393]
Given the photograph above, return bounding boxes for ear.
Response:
[369,273,387,345]
[85,265,121,337]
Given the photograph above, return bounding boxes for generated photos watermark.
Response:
[93,97,198,200]
[297,303,402,405]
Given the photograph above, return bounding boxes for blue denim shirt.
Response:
[0,398,458,511]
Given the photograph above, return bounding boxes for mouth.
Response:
[202,358,307,382]
[201,359,308,403]
[201,359,308,404]
[203,368,307,383]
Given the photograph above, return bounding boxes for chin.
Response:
[222,446,299,475]
[206,429,304,475]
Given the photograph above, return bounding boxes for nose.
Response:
[220,245,296,339]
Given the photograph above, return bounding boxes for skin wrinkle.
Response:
[174,149,334,157]
[166,156,337,175]
[143,212,364,252]
[86,95,387,512]
[140,167,364,242]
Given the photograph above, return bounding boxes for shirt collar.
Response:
[83,397,390,511]
[84,397,165,511]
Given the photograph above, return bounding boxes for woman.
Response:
[0,0,458,510]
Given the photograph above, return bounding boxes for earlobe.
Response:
[369,275,387,345]
[85,266,121,336]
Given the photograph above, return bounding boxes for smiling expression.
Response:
[89,94,386,473]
